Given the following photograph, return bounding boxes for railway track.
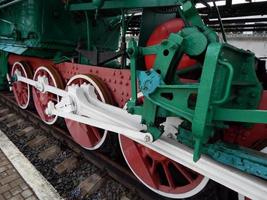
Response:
[0,91,169,200]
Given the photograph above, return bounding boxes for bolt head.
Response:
[144,135,152,142]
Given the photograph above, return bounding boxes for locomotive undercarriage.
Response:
[1,0,267,199]
[7,53,267,199]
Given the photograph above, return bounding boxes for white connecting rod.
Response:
[16,73,152,142]
[48,101,152,142]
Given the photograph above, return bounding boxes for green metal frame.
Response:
[125,0,264,163]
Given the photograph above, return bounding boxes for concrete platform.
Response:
[0,130,62,200]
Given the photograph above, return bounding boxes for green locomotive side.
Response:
[0,0,121,88]
[0,0,120,54]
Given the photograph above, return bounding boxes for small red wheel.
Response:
[11,62,33,109]
[65,74,113,150]
[32,66,64,125]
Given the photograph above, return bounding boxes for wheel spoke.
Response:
[32,66,63,125]
[150,159,158,174]
[90,127,102,141]
[173,162,194,183]
[162,162,176,189]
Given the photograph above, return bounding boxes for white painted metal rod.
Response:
[51,107,152,142]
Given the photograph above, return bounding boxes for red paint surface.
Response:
[9,54,131,108]
[223,91,267,148]
[144,18,197,71]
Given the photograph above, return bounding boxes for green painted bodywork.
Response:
[0,50,8,90]
[0,0,121,53]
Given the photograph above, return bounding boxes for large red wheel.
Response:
[119,134,209,199]
[119,102,209,199]
[11,62,33,109]
[145,18,197,71]
[65,74,113,150]
[32,66,64,125]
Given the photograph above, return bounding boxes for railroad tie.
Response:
[54,156,79,174]
[0,108,9,115]
[120,196,131,200]
[16,126,35,137]
[6,118,24,128]
[38,145,61,161]
[5,115,20,123]
[27,135,48,148]
[78,174,107,198]
[0,113,15,122]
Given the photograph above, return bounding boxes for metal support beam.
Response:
[69,0,181,11]
[200,2,267,18]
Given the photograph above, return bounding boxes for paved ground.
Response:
[0,130,62,200]
[0,150,37,200]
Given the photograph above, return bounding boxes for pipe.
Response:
[0,0,23,9]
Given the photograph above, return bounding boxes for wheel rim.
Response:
[119,114,209,199]
[65,74,112,150]
[32,66,64,125]
[11,62,33,109]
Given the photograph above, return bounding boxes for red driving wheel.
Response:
[119,132,208,198]
[65,74,113,150]
[145,18,197,71]
[119,95,208,198]
[11,62,33,109]
[32,66,64,125]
